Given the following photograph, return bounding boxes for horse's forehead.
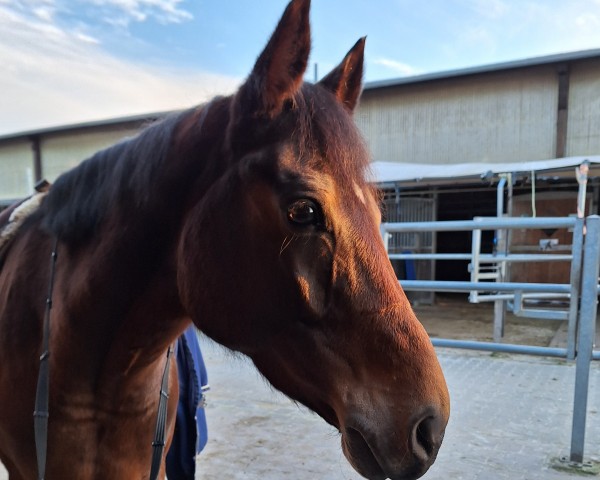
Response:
[278,143,328,180]
[277,145,336,188]
[278,139,359,178]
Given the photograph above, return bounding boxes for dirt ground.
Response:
[413,293,568,347]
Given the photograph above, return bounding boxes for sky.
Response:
[1,0,600,136]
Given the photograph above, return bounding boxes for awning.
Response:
[370,156,600,184]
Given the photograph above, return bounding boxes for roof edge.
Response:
[364,48,600,91]
[0,109,177,143]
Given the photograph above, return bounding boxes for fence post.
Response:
[567,217,585,359]
[469,219,482,304]
[380,225,390,254]
[570,215,600,463]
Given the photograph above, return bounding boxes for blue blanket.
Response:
[166,326,208,479]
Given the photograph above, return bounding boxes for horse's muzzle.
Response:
[341,407,446,480]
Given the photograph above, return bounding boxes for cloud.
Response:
[0,2,239,135]
[372,58,421,77]
[575,12,600,29]
[438,0,600,69]
[465,0,510,19]
[87,0,193,25]
[32,5,55,22]
[458,25,497,52]
[512,1,600,53]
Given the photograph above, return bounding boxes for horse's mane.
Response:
[41,110,191,244]
[39,83,370,246]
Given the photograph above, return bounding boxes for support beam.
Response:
[570,215,600,463]
[556,64,570,158]
[30,135,42,182]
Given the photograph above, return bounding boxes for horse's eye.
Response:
[287,199,320,226]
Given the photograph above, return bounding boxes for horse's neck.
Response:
[44,104,229,392]
[49,241,185,394]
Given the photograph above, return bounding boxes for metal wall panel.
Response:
[567,59,600,156]
[0,139,35,201]
[41,127,139,182]
[356,67,558,165]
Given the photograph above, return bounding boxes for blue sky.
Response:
[1,0,600,135]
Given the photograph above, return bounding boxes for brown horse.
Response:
[0,0,449,479]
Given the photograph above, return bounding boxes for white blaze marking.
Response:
[353,181,366,204]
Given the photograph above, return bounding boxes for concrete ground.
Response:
[1,336,598,479]
[195,339,599,480]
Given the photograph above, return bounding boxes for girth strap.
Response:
[149,345,173,480]
[33,238,58,480]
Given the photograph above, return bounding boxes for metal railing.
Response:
[382,216,583,356]
[380,215,600,464]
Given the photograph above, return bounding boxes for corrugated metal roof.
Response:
[364,48,600,91]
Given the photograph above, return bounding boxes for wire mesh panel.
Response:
[381,188,436,304]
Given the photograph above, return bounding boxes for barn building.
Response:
[2,49,599,290]
[355,48,600,291]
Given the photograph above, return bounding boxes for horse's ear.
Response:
[318,37,366,112]
[237,0,311,118]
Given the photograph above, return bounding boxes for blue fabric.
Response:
[166,325,208,479]
[402,250,417,280]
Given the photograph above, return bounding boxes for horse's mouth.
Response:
[341,427,429,480]
[342,427,387,480]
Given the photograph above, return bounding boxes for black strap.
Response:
[33,238,58,480]
[149,345,173,480]
[32,239,173,479]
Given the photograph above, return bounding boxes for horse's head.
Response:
[177,1,449,478]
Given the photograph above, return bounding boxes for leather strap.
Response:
[33,239,174,479]
[33,238,58,480]
[149,345,173,480]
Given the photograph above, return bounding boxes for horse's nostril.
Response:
[411,414,444,463]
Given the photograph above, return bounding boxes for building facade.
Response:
[2,50,599,288]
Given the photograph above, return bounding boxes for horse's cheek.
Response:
[176,200,228,333]
[175,179,271,347]
[286,240,333,318]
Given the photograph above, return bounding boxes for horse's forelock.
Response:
[292,83,371,189]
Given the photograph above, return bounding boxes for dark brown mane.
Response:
[40,110,191,245]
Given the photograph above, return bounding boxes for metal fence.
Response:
[380,215,600,464]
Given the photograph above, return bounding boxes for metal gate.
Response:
[381,215,600,465]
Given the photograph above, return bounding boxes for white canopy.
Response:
[370,156,600,184]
